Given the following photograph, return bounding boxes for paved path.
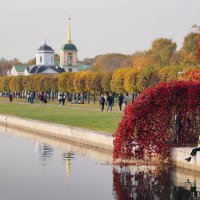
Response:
[0,99,124,113]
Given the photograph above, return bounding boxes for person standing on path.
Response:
[38,92,44,105]
[107,93,113,112]
[58,92,63,106]
[62,93,66,106]
[99,94,105,111]
[9,93,13,103]
[118,94,124,111]
[43,93,47,105]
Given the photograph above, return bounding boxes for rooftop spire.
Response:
[67,16,72,44]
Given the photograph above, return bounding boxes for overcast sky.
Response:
[0,0,200,62]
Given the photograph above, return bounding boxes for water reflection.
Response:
[172,183,198,200]
[112,166,171,200]
[62,152,75,178]
[1,125,200,199]
[35,142,54,165]
[112,166,200,200]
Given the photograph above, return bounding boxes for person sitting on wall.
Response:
[185,147,200,162]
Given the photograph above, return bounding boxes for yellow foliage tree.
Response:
[124,68,139,95]
[110,68,129,94]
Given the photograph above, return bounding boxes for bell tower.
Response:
[60,17,78,72]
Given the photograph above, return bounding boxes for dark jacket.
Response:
[107,95,113,105]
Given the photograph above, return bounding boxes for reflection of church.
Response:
[62,151,75,179]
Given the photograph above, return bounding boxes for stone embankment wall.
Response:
[172,147,200,172]
[0,114,200,171]
[0,114,113,151]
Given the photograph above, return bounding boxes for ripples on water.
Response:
[0,125,200,200]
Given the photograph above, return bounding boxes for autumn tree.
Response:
[149,38,177,66]
[58,72,75,101]
[136,65,160,92]
[131,51,152,70]
[9,76,23,92]
[158,66,180,81]
[85,71,103,103]
[113,81,200,162]
[73,71,89,103]
[1,76,12,92]
[180,32,198,57]
[124,68,139,100]
[0,76,3,91]
[26,58,36,65]
[50,75,59,100]
[101,71,113,93]
[23,75,41,92]
[110,68,129,94]
[92,53,129,72]
[0,57,23,75]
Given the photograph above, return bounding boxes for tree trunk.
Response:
[93,94,96,104]
[67,92,70,103]
[88,92,90,104]
[112,92,115,104]
[132,93,134,102]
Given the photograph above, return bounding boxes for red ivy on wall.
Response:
[113,80,200,162]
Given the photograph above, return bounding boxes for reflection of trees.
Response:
[112,166,200,200]
[172,184,198,200]
[112,166,172,200]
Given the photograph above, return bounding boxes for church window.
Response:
[68,53,72,66]
[40,56,42,63]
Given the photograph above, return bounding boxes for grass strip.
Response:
[0,102,122,134]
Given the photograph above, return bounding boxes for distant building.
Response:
[60,17,78,72]
[7,65,28,76]
[7,17,91,76]
[8,42,65,76]
[36,43,55,65]
[26,65,65,74]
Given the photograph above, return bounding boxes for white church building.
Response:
[8,18,79,76]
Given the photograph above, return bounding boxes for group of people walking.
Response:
[26,92,48,105]
[99,93,129,111]
[12,91,129,111]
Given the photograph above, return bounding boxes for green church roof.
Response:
[62,43,77,51]
[15,65,26,72]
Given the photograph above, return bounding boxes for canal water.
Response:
[0,125,200,200]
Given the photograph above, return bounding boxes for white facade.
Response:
[36,51,54,65]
